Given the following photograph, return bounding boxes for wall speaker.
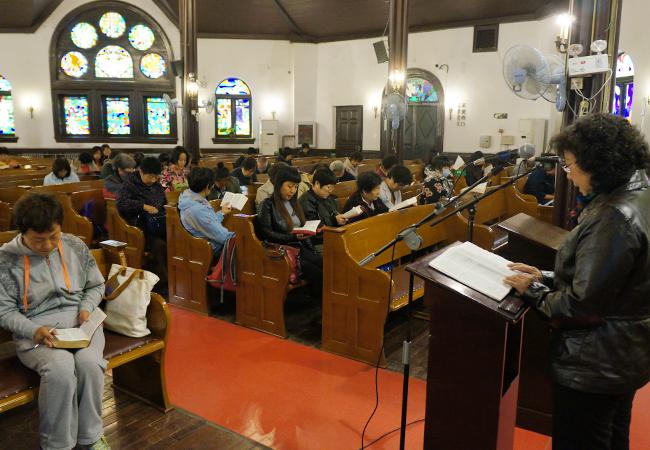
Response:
[373,41,389,64]
[171,59,184,77]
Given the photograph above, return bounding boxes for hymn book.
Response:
[389,196,418,212]
[342,206,364,219]
[53,308,107,349]
[291,220,321,236]
[428,242,516,302]
[460,182,489,195]
[222,192,248,211]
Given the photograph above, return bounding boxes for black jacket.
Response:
[116,171,166,225]
[337,171,356,183]
[342,191,388,224]
[230,167,258,186]
[256,198,314,250]
[523,167,555,203]
[300,189,339,228]
[207,176,241,200]
[524,170,650,394]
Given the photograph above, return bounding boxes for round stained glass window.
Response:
[95,46,134,78]
[140,53,166,79]
[70,22,98,49]
[61,51,89,78]
[99,12,126,38]
[128,24,155,51]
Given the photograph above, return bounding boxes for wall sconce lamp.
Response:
[28,106,34,119]
[373,105,379,118]
[186,72,200,98]
[555,13,575,53]
[388,69,406,92]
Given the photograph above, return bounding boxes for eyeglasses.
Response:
[560,160,576,173]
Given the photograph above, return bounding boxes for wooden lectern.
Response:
[407,243,527,450]
[497,213,568,435]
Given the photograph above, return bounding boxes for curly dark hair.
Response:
[550,113,650,194]
[14,193,63,234]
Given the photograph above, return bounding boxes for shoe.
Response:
[87,436,111,450]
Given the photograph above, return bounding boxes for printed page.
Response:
[452,155,465,170]
[222,192,248,211]
[389,196,418,212]
[54,328,88,342]
[342,206,363,219]
[460,182,488,195]
[292,220,321,234]
[429,242,515,301]
[79,308,107,339]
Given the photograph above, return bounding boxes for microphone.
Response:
[534,155,560,163]
[470,144,536,166]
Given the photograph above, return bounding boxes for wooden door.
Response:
[335,106,363,152]
[404,104,443,160]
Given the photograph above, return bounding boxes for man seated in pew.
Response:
[116,157,166,239]
[0,193,109,450]
[103,153,137,199]
[277,146,294,165]
[343,151,363,179]
[299,168,348,252]
[256,156,269,174]
[421,155,453,205]
[207,162,241,201]
[43,157,80,186]
[343,171,388,223]
[378,165,413,209]
[523,161,556,204]
[298,142,313,157]
[376,154,398,179]
[255,161,288,210]
[257,167,323,297]
[77,152,94,175]
[329,160,356,182]
[179,167,234,256]
[160,146,190,193]
[230,156,258,187]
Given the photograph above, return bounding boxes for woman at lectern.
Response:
[504,113,650,450]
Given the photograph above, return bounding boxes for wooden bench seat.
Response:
[322,203,466,365]
[106,199,145,268]
[0,246,172,414]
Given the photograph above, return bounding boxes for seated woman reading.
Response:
[43,157,80,185]
[299,168,347,251]
[257,167,323,297]
[343,171,388,223]
[160,146,190,192]
[0,193,109,450]
[179,167,234,256]
[378,165,413,209]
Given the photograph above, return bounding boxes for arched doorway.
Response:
[612,52,634,121]
[380,68,444,160]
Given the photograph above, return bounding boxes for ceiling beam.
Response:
[152,0,179,27]
[271,0,315,42]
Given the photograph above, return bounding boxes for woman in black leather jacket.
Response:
[504,113,650,450]
[257,166,323,297]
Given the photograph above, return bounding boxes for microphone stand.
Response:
[357,163,538,450]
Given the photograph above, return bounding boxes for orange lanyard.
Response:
[22,240,71,312]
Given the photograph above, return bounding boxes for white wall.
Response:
[0,0,181,150]
[619,0,650,135]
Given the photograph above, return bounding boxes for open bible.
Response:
[222,191,248,211]
[428,241,516,302]
[291,220,321,236]
[53,308,107,349]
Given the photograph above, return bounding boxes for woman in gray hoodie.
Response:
[0,193,109,450]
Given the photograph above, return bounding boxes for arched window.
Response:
[0,75,17,142]
[406,77,440,103]
[50,2,176,143]
[612,52,634,120]
[213,78,254,143]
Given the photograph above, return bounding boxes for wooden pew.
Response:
[106,199,145,269]
[322,204,466,364]
[53,193,93,246]
[229,214,306,337]
[331,180,357,200]
[0,187,31,233]
[0,201,12,231]
[513,175,555,224]
[0,246,172,414]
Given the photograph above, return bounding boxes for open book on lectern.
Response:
[428,242,516,302]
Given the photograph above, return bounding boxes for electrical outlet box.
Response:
[571,78,584,90]
[568,54,610,76]
[479,135,492,148]
[501,135,515,146]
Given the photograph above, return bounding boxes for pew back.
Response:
[106,199,145,268]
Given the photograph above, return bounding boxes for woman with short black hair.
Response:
[504,113,650,450]
[343,171,388,223]
[207,162,241,200]
[230,156,258,187]
[161,146,190,192]
[43,157,80,185]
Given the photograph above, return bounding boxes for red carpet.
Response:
[165,307,650,449]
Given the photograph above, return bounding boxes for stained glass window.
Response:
[140,53,166,79]
[71,22,98,49]
[95,45,134,78]
[217,99,233,135]
[105,96,130,134]
[99,12,126,38]
[64,96,90,135]
[616,53,635,78]
[216,78,251,95]
[0,96,16,136]
[215,78,252,139]
[0,75,11,92]
[406,77,438,103]
[128,24,155,51]
[146,97,171,135]
[61,51,89,78]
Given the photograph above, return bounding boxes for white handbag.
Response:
[103,264,159,338]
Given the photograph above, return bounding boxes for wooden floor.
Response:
[0,376,269,450]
